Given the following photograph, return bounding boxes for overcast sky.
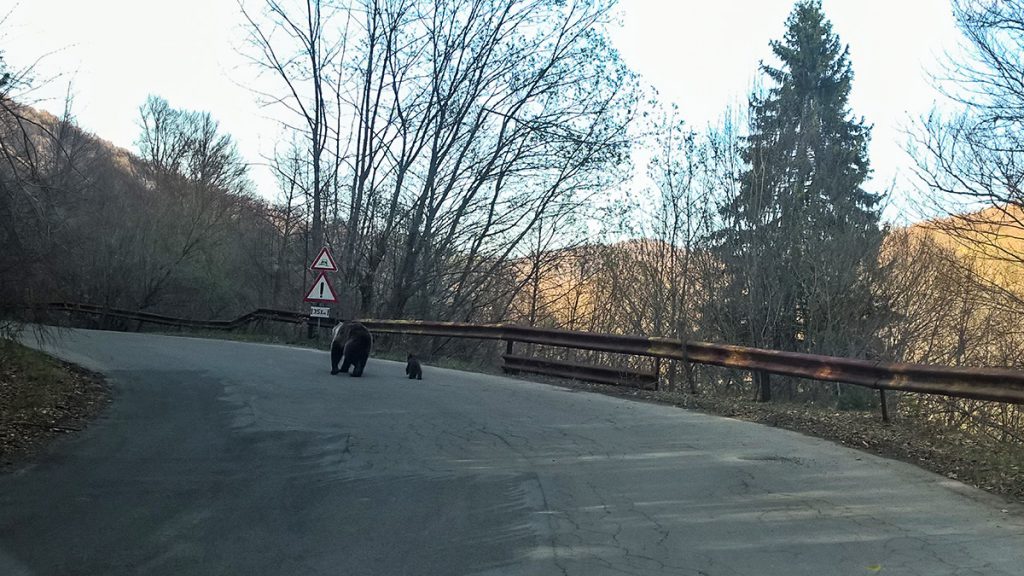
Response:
[4,0,961,222]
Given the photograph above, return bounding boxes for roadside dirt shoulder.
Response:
[0,340,110,469]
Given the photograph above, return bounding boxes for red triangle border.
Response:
[303,271,338,303]
[309,246,339,272]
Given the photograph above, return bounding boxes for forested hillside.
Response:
[1,98,308,322]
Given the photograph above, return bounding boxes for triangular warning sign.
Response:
[303,272,338,303]
[309,246,338,272]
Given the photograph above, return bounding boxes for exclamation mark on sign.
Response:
[319,283,324,298]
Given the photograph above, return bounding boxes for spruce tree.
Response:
[713,1,886,401]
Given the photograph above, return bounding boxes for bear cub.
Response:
[405,353,423,380]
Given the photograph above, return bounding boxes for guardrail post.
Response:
[756,371,771,402]
[879,389,890,423]
[682,339,697,395]
[653,357,661,391]
[503,340,519,375]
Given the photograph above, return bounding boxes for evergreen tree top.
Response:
[742,0,876,216]
[762,0,854,117]
[770,2,847,83]
[723,0,881,241]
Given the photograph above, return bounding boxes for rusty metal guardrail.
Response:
[362,319,667,389]
[361,319,1024,406]
[41,302,308,330]
[35,303,1024,406]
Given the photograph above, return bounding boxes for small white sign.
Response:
[310,306,331,318]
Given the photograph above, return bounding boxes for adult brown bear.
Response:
[330,321,373,377]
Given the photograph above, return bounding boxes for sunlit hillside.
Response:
[506,238,696,337]
[910,205,1024,297]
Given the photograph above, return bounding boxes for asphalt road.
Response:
[2,329,1023,575]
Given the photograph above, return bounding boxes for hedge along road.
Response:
[2,330,1022,575]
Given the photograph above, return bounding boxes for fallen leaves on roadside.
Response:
[0,342,110,468]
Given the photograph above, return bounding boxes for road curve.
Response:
[1,329,1022,575]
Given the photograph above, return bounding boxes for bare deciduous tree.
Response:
[240,0,346,254]
[911,0,1024,276]
[244,0,635,320]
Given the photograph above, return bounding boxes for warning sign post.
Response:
[304,247,339,339]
